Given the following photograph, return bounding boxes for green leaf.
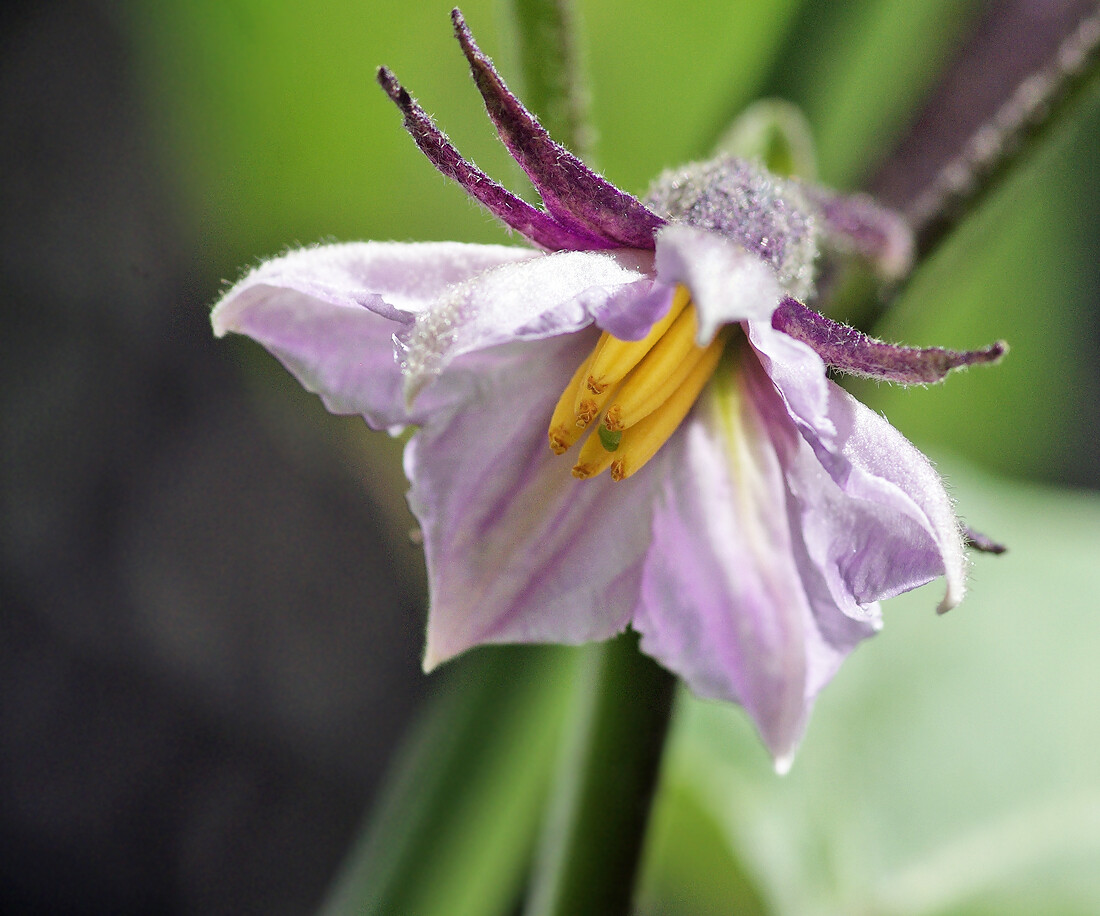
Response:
[636,779,771,916]
[852,128,1100,482]
[754,0,985,186]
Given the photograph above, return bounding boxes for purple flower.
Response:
[211,11,1004,765]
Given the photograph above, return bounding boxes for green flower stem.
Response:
[522,631,677,916]
[507,0,592,156]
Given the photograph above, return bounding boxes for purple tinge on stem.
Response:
[771,298,1007,384]
[376,67,612,252]
[451,8,665,250]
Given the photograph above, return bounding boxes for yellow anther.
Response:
[604,308,713,431]
[608,336,727,481]
[571,424,619,479]
[550,285,730,479]
[576,398,600,427]
[584,285,691,393]
[585,376,608,395]
[548,348,597,454]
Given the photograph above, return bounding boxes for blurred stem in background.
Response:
[507,0,594,158]
[903,7,1100,263]
[317,646,580,916]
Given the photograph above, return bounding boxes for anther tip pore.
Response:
[548,430,569,456]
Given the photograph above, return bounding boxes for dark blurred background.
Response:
[2,0,1098,914]
[1,2,430,912]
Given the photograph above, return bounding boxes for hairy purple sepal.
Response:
[376,67,610,252]
[964,526,1007,555]
[452,9,665,250]
[805,187,914,281]
[645,156,818,301]
[772,298,1007,384]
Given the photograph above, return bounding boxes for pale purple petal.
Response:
[634,345,872,766]
[751,323,966,612]
[587,279,675,341]
[452,10,664,250]
[411,331,668,669]
[376,67,610,252]
[772,298,1007,384]
[655,224,785,345]
[401,249,653,403]
[211,241,536,427]
[747,319,837,448]
[213,240,537,320]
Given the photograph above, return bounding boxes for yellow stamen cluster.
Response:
[548,285,730,481]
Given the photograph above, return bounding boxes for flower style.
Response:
[211,11,1005,765]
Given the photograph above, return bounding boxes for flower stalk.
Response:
[522,632,676,916]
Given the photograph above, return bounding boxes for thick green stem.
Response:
[522,631,677,916]
[507,0,592,156]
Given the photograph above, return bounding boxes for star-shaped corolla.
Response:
[212,11,1004,765]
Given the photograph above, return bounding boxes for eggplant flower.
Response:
[211,11,1005,764]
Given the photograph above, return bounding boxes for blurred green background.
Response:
[121,0,1100,483]
[3,0,1099,914]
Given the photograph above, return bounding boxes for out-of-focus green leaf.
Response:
[582,0,806,190]
[636,778,771,916]
[118,0,520,265]
[318,645,579,916]
[755,0,984,187]
[646,461,1100,915]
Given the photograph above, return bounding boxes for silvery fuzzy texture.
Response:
[645,155,819,301]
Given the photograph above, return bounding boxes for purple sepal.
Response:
[804,187,914,280]
[452,9,665,250]
[376,67,610,252]
[964,526,1007,555]
[772,298,1007,385]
